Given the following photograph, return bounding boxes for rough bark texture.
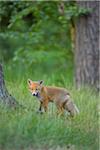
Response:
[75,1,99,90]
[0,63,18,107]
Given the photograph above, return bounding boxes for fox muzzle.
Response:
[32,92,40,98]
[32,93,36,96]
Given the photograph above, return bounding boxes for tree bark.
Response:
[0,63,18,107]
[75,1,99,90]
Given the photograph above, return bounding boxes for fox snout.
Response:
[32,91,38,96]
[32,91,40,98]
[32,93,36,96]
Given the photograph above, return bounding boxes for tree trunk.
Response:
[75,1,99,90]
[0,63,18,108]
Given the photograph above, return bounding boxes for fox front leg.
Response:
[39,102,42,111]
[37,102,44,114]
[42,100,48,112]
[37,100,48,113]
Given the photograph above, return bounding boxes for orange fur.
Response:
[27,79,79,117]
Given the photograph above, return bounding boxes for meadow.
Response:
[0,67,99,150]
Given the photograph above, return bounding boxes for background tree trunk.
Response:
[0,63,18,107]
[75,1,99,90]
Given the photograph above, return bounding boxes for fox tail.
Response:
[64,99,79,117]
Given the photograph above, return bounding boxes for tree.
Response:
[75,1,99,90]
[0,63,18,107]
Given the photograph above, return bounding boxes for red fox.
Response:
[28,79,79,117]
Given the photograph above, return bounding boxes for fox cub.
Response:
[28,79,79,117]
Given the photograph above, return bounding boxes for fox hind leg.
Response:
[56,103,64,116]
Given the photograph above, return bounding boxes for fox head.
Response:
[27,79,43,98]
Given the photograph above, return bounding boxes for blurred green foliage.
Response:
[0,1,91,76]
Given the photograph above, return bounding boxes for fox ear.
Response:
[39,80,44,85]
[27,79,32,85]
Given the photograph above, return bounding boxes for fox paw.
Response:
[36,110,44,114]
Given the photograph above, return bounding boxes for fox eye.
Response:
[30,87,34,90]
[36,88,38,91]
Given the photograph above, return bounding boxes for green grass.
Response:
[0,74,99,150]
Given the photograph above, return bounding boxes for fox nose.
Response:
[32,93,36,96]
